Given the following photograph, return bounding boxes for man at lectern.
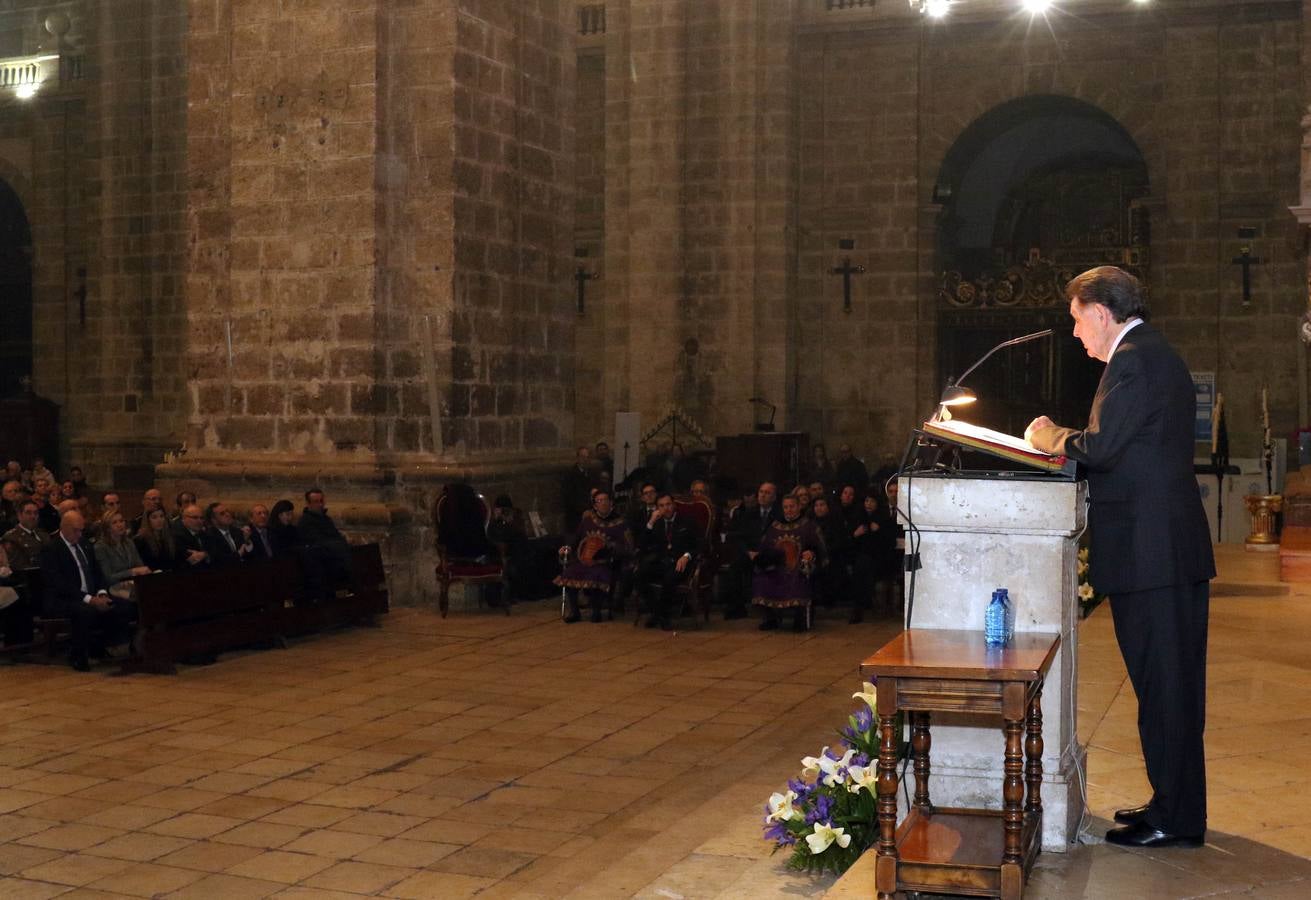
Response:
[1025,266,1214,849]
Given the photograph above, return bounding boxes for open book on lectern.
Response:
[917,418,1077,478]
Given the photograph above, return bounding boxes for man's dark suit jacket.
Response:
[728,503,782,552]
[172,524,211,569]
[638,515,698,565]
[1028,322,1215,595]
[203,525,246,568]
[561,466,597,532]
[247,526,275,561]
[39,536,107,616]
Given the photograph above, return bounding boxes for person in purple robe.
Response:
[556,489,633,623]
[752,494,826,632]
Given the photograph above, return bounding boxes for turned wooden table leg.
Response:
[875,710,900,900]
[1001,713,1025,899]
[911,711,932,813]
[1026,689,1044,820]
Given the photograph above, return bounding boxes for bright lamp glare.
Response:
[1022,0,1052,13]
[14,82,38,100]
[925,0,950,17]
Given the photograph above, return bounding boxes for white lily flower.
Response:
[766,789,800,822]
[1078,582,1094,601]
[851,680,878,709]
[801,751,825,776]
[817,748,856,787]
[846,764,878,794]
[805,821,852,854]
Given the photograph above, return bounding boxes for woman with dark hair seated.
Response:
[268,500,300,556]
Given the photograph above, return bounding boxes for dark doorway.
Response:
[0,177,33,398]
[933,96,1150,436]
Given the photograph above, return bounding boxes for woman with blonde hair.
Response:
[96,510,151,600]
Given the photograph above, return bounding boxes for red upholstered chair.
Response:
[632,494,717,627]
[433,488,506,618]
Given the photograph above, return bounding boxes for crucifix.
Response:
[1232,227,1263,308]
[574,250,599,316]
[829,245,865,314]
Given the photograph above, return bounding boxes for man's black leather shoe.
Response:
[1114,803,1152,825]
[1105,821,1203,848]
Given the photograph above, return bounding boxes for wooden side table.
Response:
[860,629,1061,900]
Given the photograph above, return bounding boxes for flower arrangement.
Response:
[761,681,888,876]
[1077,546,1106,617]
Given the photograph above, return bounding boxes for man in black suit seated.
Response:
[1026,266,1214,849]
[39,509,136,671]
[719,482,781,620]
[203,501,252,568]
[634,492,697,631]
[299,488,351,598]
[172,504,211,570]
[246,503,275,561]
[131,488,164,535]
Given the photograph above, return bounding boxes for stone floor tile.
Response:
[17,852,132,887]
[154,841,266,873]
[279,828,385,859]
[83,833,194,863]
[382,870,496,899]
[222,850,337,884]
[0,877,74,899]
[298,860,415,894]
[352,837,462,868]
[161,872,286,899]
[84,862,206,897]
[18,824,123,853]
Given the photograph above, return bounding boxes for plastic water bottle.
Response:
[984,588,1010,647]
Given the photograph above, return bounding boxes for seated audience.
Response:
[2,500,49,569]
[247,504,275,560]
[95,510,152,600]
[36,481,60,533]
[0,540,34,646]
[131,488,164,534]
[807,443,835,485]
[634,492,697,631]
[268,499,300,555]
[833,443,869,492]
[719,481,781,620]
[172,504,211,569]
[30,457,54,487]
[172,491,197,523]
[753,494,825,632]
[0,479,23,533]
[68,466,89,499]
[40,510,136,671]
[203,501,253,568]
[299,488,351,599]
[59,480,76,502]
[86,492,120,541]
[556,488,632,623]
[487,494,529,603]
[561,446,599,533]
[133,507,177,572]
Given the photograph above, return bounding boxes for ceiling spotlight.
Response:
[925,0,951,17]
[1022,0,1053,13]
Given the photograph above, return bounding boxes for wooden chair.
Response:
[434,487,506,618]
[632,494,717,628]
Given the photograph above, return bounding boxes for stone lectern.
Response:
[895,474,1087,851]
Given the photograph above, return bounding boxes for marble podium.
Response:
[895,473,1087,851]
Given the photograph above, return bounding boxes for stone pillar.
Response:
[597,0,799,440]
[163,0,577,607]
[897,474,1087,851]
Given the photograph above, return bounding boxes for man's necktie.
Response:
[72,543,89,593]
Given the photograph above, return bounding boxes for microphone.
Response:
[953,329,1053,389]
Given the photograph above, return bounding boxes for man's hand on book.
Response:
[1024,416,1054,445]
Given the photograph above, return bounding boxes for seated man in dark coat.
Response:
[719,482,781,620]
[171,504,211,570]
[202,501,253,568]
[634,492,698,631]
[299,488,351,599]
[40,509,136,671]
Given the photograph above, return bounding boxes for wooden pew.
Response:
[127,544,389,674]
